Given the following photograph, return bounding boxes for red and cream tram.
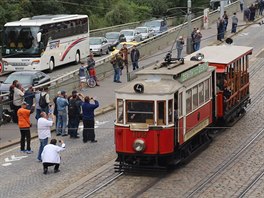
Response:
[114,45,252,170]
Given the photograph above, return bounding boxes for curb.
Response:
[0,104,116,150]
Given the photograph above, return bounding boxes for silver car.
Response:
[120,29,142,42]
[135,27,155,40]
[89,37,110,56]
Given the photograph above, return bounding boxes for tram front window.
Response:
[127,101,154,124]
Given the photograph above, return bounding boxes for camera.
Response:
[58,140,61,143]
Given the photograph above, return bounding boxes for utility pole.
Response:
[220,0,225,17]
[186,0,193,54]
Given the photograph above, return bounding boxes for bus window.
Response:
[158,101,166,125]
[186,89,192,114]
[117,99,124,124]
[126,101,154,124]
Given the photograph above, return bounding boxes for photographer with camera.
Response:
[41,139,65,174]
[81,96,99,143]
[68,90,84,138]
[37,111,53,162]
[56,91,69,136]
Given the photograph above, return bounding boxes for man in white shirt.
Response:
[37,112,53,161]
[41,139,65,174]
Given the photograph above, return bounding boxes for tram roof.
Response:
[115,78,182,95]
[136,60,202,76]
[185,45,253,65]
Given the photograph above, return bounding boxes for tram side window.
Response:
[192,85,198,110]
[205,79,210,101]
[117,99,124,124]
[186,89,192,114]
[178,92,183,117]
[158,101,166,125]
[198,83,205,105]
[168,99,173,124]
[127,101,154,124]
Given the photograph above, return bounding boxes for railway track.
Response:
[238,168,264,198]
[185,66,264,197]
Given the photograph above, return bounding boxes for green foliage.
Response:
[0,0,210,30]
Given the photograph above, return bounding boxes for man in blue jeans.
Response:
[56,91,69,136]
[37,111,53,161]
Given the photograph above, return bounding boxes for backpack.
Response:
[68,99,79,117]
[39,93,48,108]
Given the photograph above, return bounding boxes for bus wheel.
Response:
[48,58,54,73]
[75,51,80,64]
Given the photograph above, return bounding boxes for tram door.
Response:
[174,92,179,146]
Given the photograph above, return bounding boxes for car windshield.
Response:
[105,33,119,39]
[136,28,147,33]
[144,21,160,28]
[90,38,102,45]
[5,74,33,84]
[120,31,133,36]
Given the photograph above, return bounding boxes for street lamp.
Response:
[186,0,193,54]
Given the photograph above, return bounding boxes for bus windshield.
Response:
[2,26,41,57]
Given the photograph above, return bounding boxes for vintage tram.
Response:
[114,45,253,171]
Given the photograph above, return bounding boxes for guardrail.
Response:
[0,0,253,116]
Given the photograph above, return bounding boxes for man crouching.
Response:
[41,139,65,174]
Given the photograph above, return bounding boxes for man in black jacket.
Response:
[130,45,140,70]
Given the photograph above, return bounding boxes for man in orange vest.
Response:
[17,101,35,154]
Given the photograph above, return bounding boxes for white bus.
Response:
[2,14,89,72]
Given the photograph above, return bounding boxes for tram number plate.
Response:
[133,132,147,138]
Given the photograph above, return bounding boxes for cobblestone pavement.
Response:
[74,36,264,197]
[0,112,116,198]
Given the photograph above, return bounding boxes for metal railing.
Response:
[0,1,247,113]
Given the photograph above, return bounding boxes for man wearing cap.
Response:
[68,90,83,138]
[17,101,35,153]
[56,91,69,136]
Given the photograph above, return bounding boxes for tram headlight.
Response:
[133,139,146,152]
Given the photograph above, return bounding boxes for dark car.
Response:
[105,32,120,51]
[0,71,50,94]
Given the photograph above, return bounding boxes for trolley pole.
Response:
[186,0,193,54]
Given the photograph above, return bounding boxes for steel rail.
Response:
[82,172,123,198]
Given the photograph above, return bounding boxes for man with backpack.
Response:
[68,90,83,138]
[39,87,50,114]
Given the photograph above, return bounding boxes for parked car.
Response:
[105,32,120,51]
[119,29,142,42]
[0,71,50,94]
[143,19,168,35]
[111,41,139,56]
[89,37,110,56]
[135,26,155,40]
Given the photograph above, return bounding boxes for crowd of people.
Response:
[8,79,100,174]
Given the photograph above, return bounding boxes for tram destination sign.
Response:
[179,62,208,82]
